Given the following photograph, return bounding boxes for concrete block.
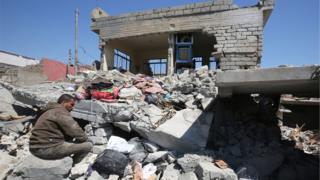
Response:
[195,162,237,180]
[149,109,213,152]
[177,154,201,173]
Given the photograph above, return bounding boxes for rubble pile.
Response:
[0,66,319,180]
[209,96,319,179]
[280,121,320,155]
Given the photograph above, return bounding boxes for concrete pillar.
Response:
[101,52,108,71]
[101,41,114,71]
[167,34,175,76]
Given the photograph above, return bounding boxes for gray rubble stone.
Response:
[113,110,133,122]
[141,104,163,124]
[143,140,160,153]
[84,124,94,136]
[177,154,201,173]
[128,138,147,162]
[94,127,113,137]
[161,164,180,180]
[108,174,119,180]
[178,172,198,180]
[92,145,108,154]
[113,121,131,132]
[0,151,20,180]
[0,86,17,115]
[195,162,237,180]
[87,171,104,180]
[12,155,72,179]
[88,136,108,145]
[145,151,168,163]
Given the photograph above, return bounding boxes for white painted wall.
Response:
[0,51,39,67]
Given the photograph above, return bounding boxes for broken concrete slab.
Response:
[145,109,214,152]
[71,100,135,123]
[11,155,73,179]
[216,66,320,97]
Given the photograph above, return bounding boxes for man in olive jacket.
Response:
[29,94,92,163]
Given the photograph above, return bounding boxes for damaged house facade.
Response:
[1,0,320,179]
[91,0,274,75]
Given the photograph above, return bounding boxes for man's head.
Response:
[57,94,76,111]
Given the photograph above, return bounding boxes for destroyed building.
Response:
[0,50,39,78]
[91,0,275,74]
[1,0,319,180]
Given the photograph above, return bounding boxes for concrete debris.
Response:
[143,140,160,153]
[195,162,237,180]
[0,85,18,116]
[94,126,113,137]
[161,164,180,180]
[88,136,108,145]
[280,121,320,155]
[0,65,319,180]
[70,153,97,179]
[147,109,213,152]
[145,151,168,163]
[87,171,105,180]
[142,163,157,180]
[106,136,135,154]
[92,144,108,154]
[127,138,147,163]
[11,155,73,179]
[178,172,198,180]
[108,174,120,180]
[177,154,201,173]
[0,151,20,180]
[114,121,132,132]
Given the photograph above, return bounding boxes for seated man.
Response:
[29,94,92,163]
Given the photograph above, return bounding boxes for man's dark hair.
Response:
[57,94,76,104]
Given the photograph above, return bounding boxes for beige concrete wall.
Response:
[93,0,274,71]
